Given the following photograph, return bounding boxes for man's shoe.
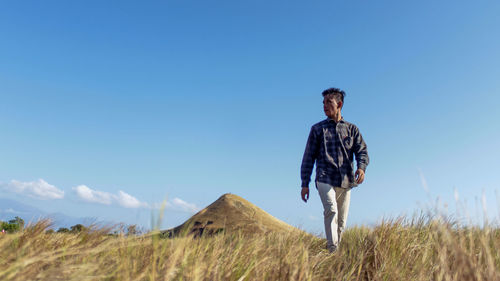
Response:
[327,245,337,253]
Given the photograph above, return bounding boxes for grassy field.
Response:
[1,216,500,281]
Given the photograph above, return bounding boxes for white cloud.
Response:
[73,185,113,205]
[116,190,148,208]
[1,179,64,200]
[172,198,200,213]
[171,197,200,214]
[151,197,200,214]
[73,185,148,209]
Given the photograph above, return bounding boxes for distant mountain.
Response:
[0,198,46,222]
[0,198,98,229]
[162,193,298,237]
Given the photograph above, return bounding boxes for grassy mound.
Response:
[161,193,297,237]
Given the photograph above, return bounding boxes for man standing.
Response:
[300,87,369,253]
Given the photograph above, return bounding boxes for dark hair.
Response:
[321,87,345,104]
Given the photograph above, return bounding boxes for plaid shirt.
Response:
[301,118,369,189]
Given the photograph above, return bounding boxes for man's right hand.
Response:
[301,187,309,203]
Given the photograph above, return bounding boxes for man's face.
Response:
[323,95,342,119]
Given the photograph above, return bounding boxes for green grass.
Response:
[1,215,500,280]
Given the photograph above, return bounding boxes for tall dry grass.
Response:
[2,215,500,280]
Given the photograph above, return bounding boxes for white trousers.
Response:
[316,181,351,252]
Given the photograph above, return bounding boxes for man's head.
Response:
[322,87,345,120]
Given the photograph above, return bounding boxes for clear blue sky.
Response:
[1,0,499,233]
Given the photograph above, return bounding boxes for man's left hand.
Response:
[301,187,309,203]
[355,169,365,184]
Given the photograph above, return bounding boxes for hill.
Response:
[162,193,297,237]
[0,198,96,229]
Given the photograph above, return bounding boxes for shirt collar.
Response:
[327,117,344,124]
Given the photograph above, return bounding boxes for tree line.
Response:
[1,216,25,233]
[1,216,141,235]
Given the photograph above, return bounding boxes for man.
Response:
[300,87,369,253]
